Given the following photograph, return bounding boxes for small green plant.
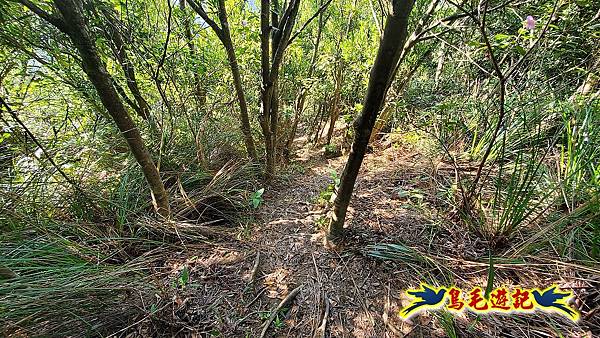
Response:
[317,170,340,206]
[324,144,342,159]
[273,314,285,329]
[175,266,189,289]
[238,215,255,239]
[342,113,354,125]
[395,188,425,200]
[250,188,265,209]
[315,215,327,228]
[289,163,306,174]
[330,170,340,187]
[273,306,289,330]
[436,311,458,338]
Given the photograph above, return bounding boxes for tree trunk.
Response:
[217,0,259,162]
[328,0,414,238]
[259,0,300,181]
[324,0,357,146]
[312,102,327,143]
[285,7,325,155]
[326,60,343,145]
[434,42,445,88]
[225,39,259,162]
[368,47,433,144]
[187,0,258,162]
[368,103,393,143]
[285,88,306,157]
[180,0,207,107]
[101,10,152,120]
[259,0,274,178]
[48,0,170,217]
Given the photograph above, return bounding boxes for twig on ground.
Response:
[259,285,303,338]
[250,251,261,284]
[313,294,330,338]
[245,286,267,308]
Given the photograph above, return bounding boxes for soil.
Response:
[136,135,600,338]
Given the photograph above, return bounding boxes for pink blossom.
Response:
[525,16,536,30]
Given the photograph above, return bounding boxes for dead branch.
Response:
[260,285,303,338]
[250,251,261,284]
[313,294,330,338]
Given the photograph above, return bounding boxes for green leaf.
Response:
[494,33,511,41]
[396,189,410,198]
[484,253,495,299]
[0,132,10,143]
[255,188,265,197]
[179,266,189,287]
[250,188,265,209]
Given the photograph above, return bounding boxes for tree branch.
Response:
[270,0,300,80]
[288,0,332,45]
[187,0,225,40]
[14,0,67,32]
[0,95,87,196]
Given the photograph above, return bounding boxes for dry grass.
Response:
[119,139,599,337]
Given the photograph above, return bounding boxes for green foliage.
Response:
[177,266,190,288]
[0,0,599,334]
[250,188,265,209]
[436,311,458,338]
[317,170,340,206]
[0,223,155,337]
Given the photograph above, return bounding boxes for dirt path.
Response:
[147,143,428,337]
[245,144,451,337]
[149,141,599,337]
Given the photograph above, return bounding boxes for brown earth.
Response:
[136,136,600,338]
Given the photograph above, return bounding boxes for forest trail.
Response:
[3,0,599,336]
[249,138,430,337]
[154,137,445,337]
[148,135,598,338]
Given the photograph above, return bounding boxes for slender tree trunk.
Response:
[187,0,258,162]
[285,7,325,154]
[102,11,152,120]
[324,0,357,146]
[224,38,259,162]
[285,88,306,157]
[328,0,415,238]
[180,0,207,107]
[261,0,279,180]
[326,61,343,144]
[35,0,170,217]
[259,0,300,181]
[259,0,274,179]
[368,103,393,143]
[368,47,433,143]
[216,0,258,162]
[314,101,328,143]
[434,42,445,88]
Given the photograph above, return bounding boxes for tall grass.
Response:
[0,152,257,336]
[0,224,156,337]
[406,66,600,255]
[445,90,599,247]
[557,101,600,212]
